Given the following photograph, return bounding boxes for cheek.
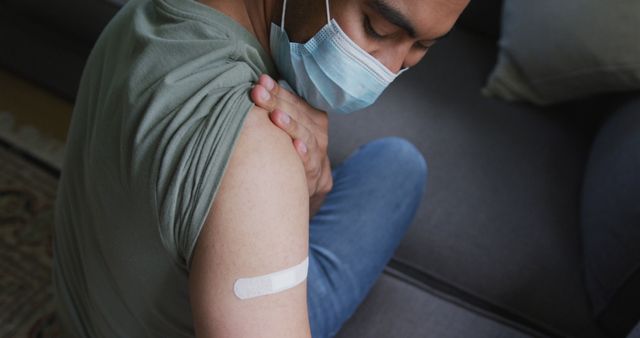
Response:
[325,0,375,53]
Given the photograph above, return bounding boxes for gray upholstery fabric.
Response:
[628,322,640,338]
[456,0,503,38]
[335,273,534,338]
[328,29,605,337]
[582,96,640,337]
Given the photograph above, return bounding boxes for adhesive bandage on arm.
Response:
[233,256,309,300]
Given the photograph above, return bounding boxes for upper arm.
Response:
[188,105,312,338]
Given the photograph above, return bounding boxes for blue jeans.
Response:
[306,137,428,338]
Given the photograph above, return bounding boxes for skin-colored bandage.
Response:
[234,256,309,300]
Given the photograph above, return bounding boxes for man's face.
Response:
[284,0,470,73]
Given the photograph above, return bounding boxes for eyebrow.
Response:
[368,0,452,42]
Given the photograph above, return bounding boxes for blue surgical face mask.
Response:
[269,0,407,114]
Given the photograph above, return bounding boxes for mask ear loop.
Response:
[325,0,331,24]
[282,0,330,28]
[280,0,288,28]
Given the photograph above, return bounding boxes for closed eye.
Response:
[363,15,385,40]
[365,13,430,51]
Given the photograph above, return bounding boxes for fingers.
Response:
[258,75,306,113]
[271,110,314,159]
[292,138,310,163]
[251,74,332,200]
[258,74,281,97]
[250,83,278,113]
[294,138,321,195]
[292,142,333,197]
[253,74,329,135]
[252,74,282,111]
[306,155,333,198]
[256,74,324,123]
[319,156,333,194]
[254,78,317,171]
[254,75,302,122]
[251,84,305,128]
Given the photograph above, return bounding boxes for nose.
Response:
[384,53,405,74]
[377,44,411,74]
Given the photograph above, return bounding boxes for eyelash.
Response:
[417,42,431,51]
[363,15,384,40]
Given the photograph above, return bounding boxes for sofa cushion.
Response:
[336,272,537,338]
[328,27,606,337]
[582,95,640,338]
[482,0,640,106]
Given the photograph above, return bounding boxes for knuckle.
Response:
[303,127,317,146]
[306,157,316,171]
[271,80,281,96]
[322,179,333,194]
[302,149,312,163]
[268,96,278,112]
[305,134,317,150]
[317,114,329,127]
[290,92,303,106]
[284,114,295,132]
[318,134,328,150]
[310,163,321,179]
[326,176,333,190]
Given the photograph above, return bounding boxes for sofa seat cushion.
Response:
[336,272,536,338]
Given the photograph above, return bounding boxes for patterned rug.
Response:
[0,115,65,337]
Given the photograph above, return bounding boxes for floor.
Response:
[0,68,73,143]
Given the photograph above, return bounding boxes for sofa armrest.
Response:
[581,94,640,338]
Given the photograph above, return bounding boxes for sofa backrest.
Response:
[456,0,503,38]
[4,0,121,46]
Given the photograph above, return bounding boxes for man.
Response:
[52,0,469,337]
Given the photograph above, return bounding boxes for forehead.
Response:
[365,0,469,38]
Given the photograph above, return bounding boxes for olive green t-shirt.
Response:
[52,0,276,336]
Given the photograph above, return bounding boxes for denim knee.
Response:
[366,136,428,191]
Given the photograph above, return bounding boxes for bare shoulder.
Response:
[188,105,311,338]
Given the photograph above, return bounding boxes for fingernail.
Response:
[259,87,270,101]
[263,75,275,91]
[299,142,307,154]
[279,113,290,125]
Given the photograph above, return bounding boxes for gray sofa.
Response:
[1,0,639,337]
